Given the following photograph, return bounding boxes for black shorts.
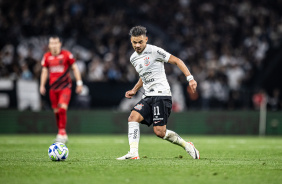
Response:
[131,96,172,127]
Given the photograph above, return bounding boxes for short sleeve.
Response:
[154,46,171,63]
[130,53,137,66]
[41,54,48,67]
[67,51,75,65]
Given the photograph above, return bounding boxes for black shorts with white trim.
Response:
[131,96,172,127]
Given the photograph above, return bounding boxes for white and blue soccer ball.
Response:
[48,142,69,161]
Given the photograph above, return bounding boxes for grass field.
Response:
[0,135,281,184]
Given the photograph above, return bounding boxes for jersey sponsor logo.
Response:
[50,65,65,73]
[144,57,150,66]
[153,117,164,121]
[157,50,166,58]
[48,56,55,60]
[57,55,64,59]
[140,72,152,78]
[144,78,155,85]
[143,51,152,54]
[134,103,144,110]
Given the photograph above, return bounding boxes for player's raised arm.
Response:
[71,63,83,94]
[40,67,48,95]
[168,55,197,93]
[125,78,143,99]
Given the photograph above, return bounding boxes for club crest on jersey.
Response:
[134,104,144,110]
[144,57,150,66]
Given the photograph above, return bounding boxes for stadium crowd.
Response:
[1,0,282,110]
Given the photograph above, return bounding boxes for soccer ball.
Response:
[48,142,69,161]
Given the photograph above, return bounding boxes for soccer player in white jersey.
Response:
[117,26,200,160]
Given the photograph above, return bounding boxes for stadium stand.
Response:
[1,0,282,110]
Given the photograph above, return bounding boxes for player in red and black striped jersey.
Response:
[40,36,83,143]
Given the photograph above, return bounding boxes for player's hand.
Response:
[189,80,197,93]
[40,86,46,96]
[76,85,83,94]
[125,89,137,99]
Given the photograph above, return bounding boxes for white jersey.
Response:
[130,44,172,97]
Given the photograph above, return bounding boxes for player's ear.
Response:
[145,36,148,43]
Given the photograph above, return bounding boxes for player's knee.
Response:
[53,108,59,113]
[154,129,166,138]
[58,107,66,115]
[128,114,138,122]
[128,111,142,122]
[59,104,68,110]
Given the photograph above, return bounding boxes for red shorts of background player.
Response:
[49,88,72,109]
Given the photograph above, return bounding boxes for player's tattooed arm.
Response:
[125,78,143,99]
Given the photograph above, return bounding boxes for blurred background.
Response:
[0,0,282,135]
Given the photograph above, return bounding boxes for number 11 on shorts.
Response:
[154,106,160,116]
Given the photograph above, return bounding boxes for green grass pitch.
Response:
[0,135,281,184]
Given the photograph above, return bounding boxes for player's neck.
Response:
[51,50,62,56]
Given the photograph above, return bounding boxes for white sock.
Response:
[163,129,187,148]
[128,122,140,153]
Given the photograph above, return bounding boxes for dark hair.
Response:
[129,26,147,37]
[49,36,62,42]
